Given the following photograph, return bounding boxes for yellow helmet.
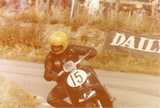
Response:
[48,31,69,54]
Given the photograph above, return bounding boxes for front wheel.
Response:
[85,97,113,108]
[95,98,113,108]
[96,92,113,108]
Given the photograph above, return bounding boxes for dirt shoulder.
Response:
[0,75,36,108]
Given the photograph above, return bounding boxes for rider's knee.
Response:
[47,94,57,105]
[47,94,71,107]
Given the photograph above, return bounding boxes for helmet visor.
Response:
[51,45,63,53]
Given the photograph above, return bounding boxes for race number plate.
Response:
[67,69,88,87]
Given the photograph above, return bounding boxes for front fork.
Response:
[80,66,113,108]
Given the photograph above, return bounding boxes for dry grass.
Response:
[0,76,36,108]
[91,10,160,34]
[90,51,160,75]
[0,7,160,75]
[0,22,44,48]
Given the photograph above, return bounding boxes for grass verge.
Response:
[0,8,160,74]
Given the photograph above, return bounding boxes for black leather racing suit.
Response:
[44,44,97,107]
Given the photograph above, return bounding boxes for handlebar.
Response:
[57,50,91,77]
[75,50,92,65]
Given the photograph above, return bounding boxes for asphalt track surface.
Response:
[0,59,160,108]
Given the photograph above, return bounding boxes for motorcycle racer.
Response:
[44,31,112,107]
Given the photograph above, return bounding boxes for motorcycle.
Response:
[57,51,113,108]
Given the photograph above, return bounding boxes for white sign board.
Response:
[110,32,160,54]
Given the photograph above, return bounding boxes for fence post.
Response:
[151,0,159,16]
[70,0,75,19]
